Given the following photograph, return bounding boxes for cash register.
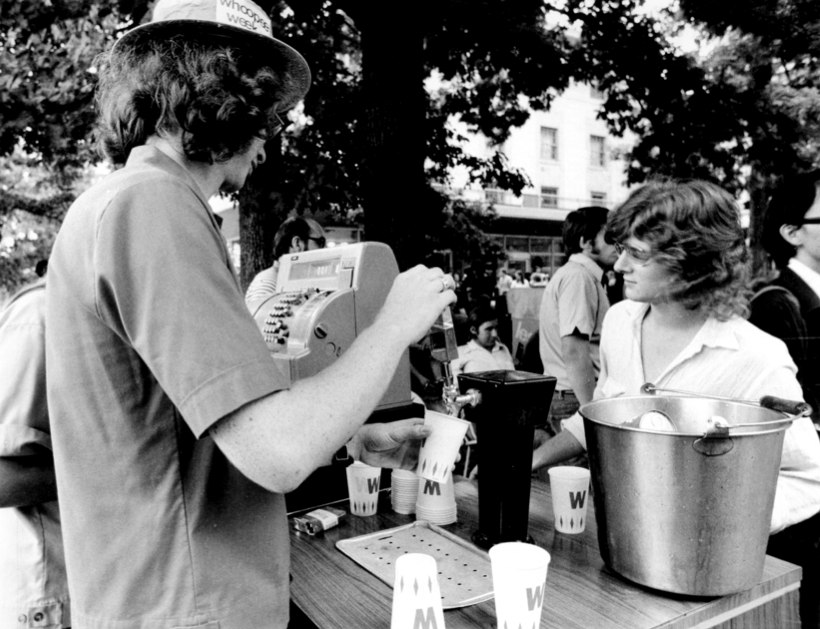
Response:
[248,242,420,511]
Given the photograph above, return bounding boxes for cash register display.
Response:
[287,257,342,282]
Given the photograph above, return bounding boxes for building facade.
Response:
[448,81,635,277]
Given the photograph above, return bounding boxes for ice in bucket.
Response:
[416,411,470,483]
[489,542,551,629]
[346,461,381,517]
[547,466,590,534]
[390,553,446,629]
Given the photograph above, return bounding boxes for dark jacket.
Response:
[749,266,820,422]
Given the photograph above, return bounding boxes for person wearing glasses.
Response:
[749,171,820,431]
[531,179,820,629]
[43,0,457,627]
[537,206,619,439]
[244,215,327,308]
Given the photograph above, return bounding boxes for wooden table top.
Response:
[289,478,801,629]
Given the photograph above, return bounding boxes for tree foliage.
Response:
[6,0,820,288]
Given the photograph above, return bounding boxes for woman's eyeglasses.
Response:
[308,235,326,248]
[614,242,654,266]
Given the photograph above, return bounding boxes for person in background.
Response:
[452,302,515,377]
[451,302,515,479]
[0,270,70,628]
[44,1,456,626]
[749,170,820,430]
[510,270,529,288]
[532,179,820,629]
[538,206,618,437]
[496,267,513,297]
[244,215,326,307]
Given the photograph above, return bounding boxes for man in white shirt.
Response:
[245,216,326,309]
[538,206,618,436]
[452,303,515,376]
[0,276,71,628]
[750,170,820,430]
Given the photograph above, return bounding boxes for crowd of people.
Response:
[2,1,820,629]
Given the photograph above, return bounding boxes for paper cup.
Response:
[489,542,551,629]
[346,461,382,517]
[547,466,590,534]
[417,411,470,483]
[391,553,446,629]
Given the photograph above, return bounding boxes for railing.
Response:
[484,188,611,210]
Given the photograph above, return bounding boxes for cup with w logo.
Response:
[489,542,551,629]
[345,461,382,517]
[390,553,446,629]
[416,411,470,483]
[547,466,591,534]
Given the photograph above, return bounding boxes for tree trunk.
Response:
[238,137,289,290]
[357,7,422,271]
[746,166,772,281]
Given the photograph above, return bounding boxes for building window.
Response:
[485,189,506,205]
[590,135,606,167]
[540,127,558,161]
[591,191,607,206]
[540,186,558,208]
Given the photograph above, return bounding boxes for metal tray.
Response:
[335,520,493,609]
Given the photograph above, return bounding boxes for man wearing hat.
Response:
[45,1,456,627]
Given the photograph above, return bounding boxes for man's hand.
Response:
[350,418,432,470]
[375,266,457,348]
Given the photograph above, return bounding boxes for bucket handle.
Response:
[641,383,812,419]
[641,382,809,451]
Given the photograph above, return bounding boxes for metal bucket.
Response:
[580,395,793,596]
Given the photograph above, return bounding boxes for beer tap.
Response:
[429,308,481,416]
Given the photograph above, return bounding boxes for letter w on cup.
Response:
[355,478,379,493]
[413,606,439,629]
[422,480,441,496]
[569,490,586,509]
[526,582,546,611]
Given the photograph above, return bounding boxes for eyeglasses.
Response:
[308,235,326,248]
[797,217,820,226]
[614,242,654,266]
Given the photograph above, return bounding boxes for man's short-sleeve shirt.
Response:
[539,254,610,391]
[0,281,70,628]
[452,339,515,376]
[46,147,291,629]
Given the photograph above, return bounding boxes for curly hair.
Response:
[605,179,750,321]
[94,35,286,165]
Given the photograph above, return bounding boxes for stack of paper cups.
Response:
[391,553,446,629]
[391,469,420,514]
[415,471,457,525]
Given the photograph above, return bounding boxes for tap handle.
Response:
[429,307,459,378]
